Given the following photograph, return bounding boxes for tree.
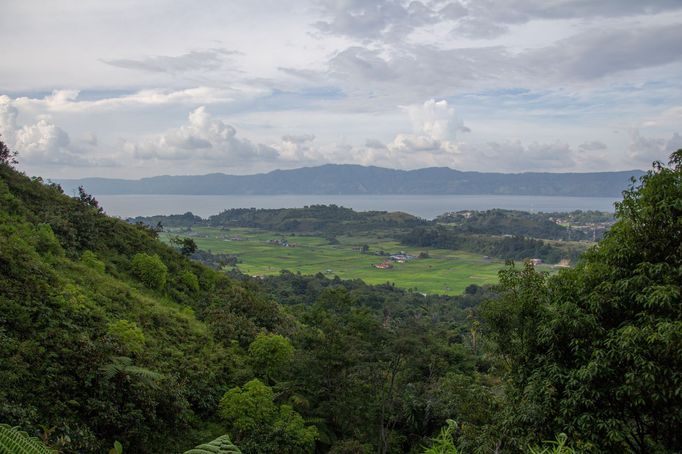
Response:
[219,379,317,453]
[0,136,18,166]
[78,186,103,213]
[248,333,294,384]
[171,236,197,256]
[483,150,682,453]
[130,253,168,289]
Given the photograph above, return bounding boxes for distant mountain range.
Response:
[57,164,645,197]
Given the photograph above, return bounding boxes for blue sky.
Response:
[1,0,681,178]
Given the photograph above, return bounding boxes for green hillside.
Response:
[0,160,491,453]
[2,149,681,453]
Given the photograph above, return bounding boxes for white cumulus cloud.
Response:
[125,106,279,164]
[0,95,94,166]
[387,99,463,156]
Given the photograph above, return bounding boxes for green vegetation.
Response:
[0,424,56,454]
[401,226,585,263]
[219,379,317,453]
[163,226,509,295]
[130,252,168,289]
[1,140,680,454]
[184,435,241,454]
[0,152,494,452]
[482,151,682,452]
[141,204,594,283]
[435,209,614,241]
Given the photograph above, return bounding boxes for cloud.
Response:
[12,87,247,113]
[343,99,465,169]
[326,45,516,102]
[578,141,607,152]
[365,138,387,149]
[314,0,437,40]
[642,106,682,128]
[276,134,319,161]
[525,23,682,80]
[384,99,463,156]
[453,17,509,39]
[103,48,239,74]
[628,130,682,165]
[459,140,577,171]
[0,95,95,166]
[125,106,279,163]
[315,0,682,43]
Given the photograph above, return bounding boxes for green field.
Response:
[163,227,557,295]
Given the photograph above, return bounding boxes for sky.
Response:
[1,0,682,179]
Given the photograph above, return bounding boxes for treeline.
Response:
[130,205,427,235]
[207,205,426,234]
[401,226,583,263]
[435,209,615,241]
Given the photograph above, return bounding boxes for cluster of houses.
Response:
[267,238,297,247]
[373,252,417,269]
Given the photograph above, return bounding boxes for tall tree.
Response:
[0,136,18,166]
[483,150,682,453]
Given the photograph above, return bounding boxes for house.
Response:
[530,258,543,266]
[374,261,393,269]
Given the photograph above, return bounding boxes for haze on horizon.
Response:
[1,0,681,179]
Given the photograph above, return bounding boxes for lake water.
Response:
[94,194,619,220]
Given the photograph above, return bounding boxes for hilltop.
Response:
[58,164,644,197]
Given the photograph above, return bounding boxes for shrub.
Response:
[81,250,105,273]
[248,333,294,383]
[34,224,63,257]
[131,253,167,289]
[107,319,146,355]
[179,270,200,293]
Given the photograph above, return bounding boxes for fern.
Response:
[0,424,56,454]
[183,434,242,453]
[423,420,459,454]
[99,356,164,388]
[528,434,576,454]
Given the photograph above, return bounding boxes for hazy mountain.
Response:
[58,164,645,197]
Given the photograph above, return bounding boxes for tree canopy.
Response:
[483,150,682,453]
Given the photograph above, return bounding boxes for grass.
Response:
[164,227,554,295]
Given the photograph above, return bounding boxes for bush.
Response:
[179,270,200,293]
[81,250,105,273]
[248,333,294,383]
[107,319,145,355]
[131,253,167,289]
[34,224,63,257]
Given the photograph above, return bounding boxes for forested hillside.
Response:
[1,146,681,453]
[0,156,495,453]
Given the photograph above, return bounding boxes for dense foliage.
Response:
[0,157,497,453]
[435,209,614,241]
[184,434,241,454]
[2,139,679,453]
[482,151,682,452]
[0,424,56,454]
[401,226,583,263]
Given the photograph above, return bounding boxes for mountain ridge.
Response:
[57,163,645,197]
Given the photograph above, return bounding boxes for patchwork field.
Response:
[163,227,553,295]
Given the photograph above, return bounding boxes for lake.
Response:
[94,194,619,220]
